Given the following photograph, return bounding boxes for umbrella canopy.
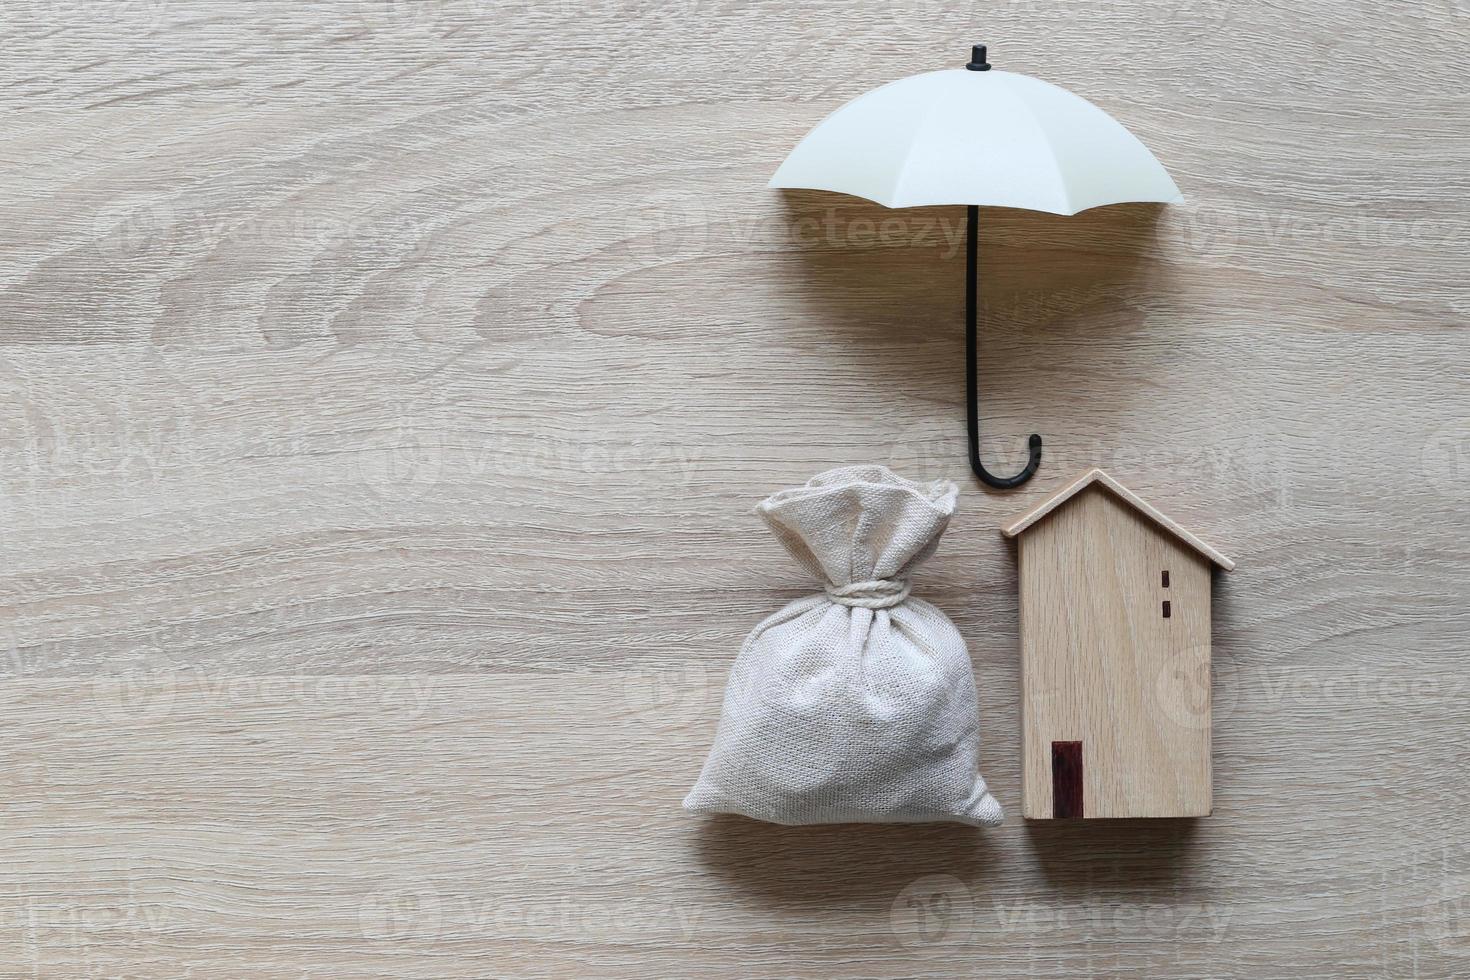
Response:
[768,46,1182,489]
[770,65,1181,214]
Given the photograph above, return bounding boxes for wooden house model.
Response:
[1001,468,1235,819]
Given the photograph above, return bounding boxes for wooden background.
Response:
[2,1,1467,976]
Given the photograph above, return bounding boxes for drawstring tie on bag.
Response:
[825,578,911,610]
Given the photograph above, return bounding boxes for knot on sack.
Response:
[825,578,911,610]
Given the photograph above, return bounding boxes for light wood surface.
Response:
[1017,483,1214,819]
[2,2,1469,976]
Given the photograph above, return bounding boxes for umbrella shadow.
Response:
[690,813,1003,908]
[770,189,1171,476]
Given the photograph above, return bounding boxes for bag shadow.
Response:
[690,813,1003,907]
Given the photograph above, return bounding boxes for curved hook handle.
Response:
[966,205,1043,489]
[970,432,1043,488]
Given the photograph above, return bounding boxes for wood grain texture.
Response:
[1018,484,1214,819]
[0,0,1468,975]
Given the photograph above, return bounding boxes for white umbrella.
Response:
[771,45,1181,488]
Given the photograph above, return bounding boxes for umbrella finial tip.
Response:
[966,44,991,71]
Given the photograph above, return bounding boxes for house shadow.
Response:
[769,189,1172,483]
[691,811,1205,913]
[1022,816,1205,894]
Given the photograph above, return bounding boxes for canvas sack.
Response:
[684,465,1002,827]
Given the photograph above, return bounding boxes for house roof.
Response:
[1000,468,1235,571]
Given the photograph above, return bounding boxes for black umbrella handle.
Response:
[966,204,1043,489]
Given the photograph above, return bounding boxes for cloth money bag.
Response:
[684,465,1003,827]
